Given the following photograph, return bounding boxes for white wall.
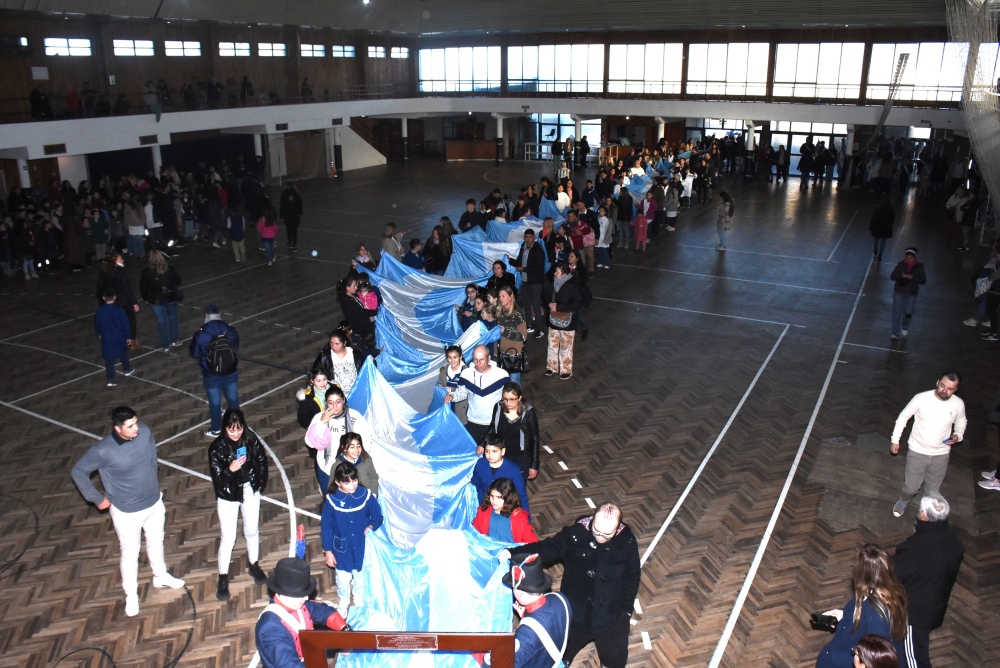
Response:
[57,154,88,188]
[337,126,386,171]
[0,97,966,161]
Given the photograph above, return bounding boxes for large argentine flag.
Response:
[339,360,513,667]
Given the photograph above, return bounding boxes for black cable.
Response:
[162,588,196,668]
[0,493,39,577]
[53,647,118,667]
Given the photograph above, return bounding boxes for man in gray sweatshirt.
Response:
[71,406,185,617]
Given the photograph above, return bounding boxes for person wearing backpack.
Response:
[189,303,240,437]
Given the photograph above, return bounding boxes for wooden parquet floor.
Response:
[0,161,997,667]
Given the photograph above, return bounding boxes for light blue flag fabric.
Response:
[538,196,563,221]
[625,173,653,203]
[336,360,514,668]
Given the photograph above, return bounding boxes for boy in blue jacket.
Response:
[471,433,530,514]
[321,461,383,617]
[94,288,134,386]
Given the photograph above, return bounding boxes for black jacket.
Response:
[550,275,583,330]
[312,346,365,385]
[340,295,378,339]
[139,266,182,305]
[459,210,486,232]
[280,187,303,223]
[893,519,964,629]
[297,387,324,429]
[486,271,517,295]
[95,265,138,309]
[515,241,546,285]
[510,516,640,632]
[209,429,269,502]
[488,401,540,471]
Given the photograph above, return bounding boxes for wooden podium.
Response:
[300,630,515,667]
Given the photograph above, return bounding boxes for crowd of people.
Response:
[54,126,992,667]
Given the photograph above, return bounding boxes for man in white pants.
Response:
[890,372,967,518]
[71,406,185,616]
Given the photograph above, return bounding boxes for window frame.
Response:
[112,39,154,57]
[44,37,92,57]
[164,40,201,57]
[258,42,286,57]
[332,45,356,58]
[390,46,409,59]
[301,43,325,58]
[368,45,386,59]
[218,41,250,57]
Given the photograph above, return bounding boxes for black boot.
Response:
[248,558,267,585]
[216,574,230,601]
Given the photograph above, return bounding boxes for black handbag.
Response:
[497,345,526,373]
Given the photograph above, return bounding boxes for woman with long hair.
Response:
[139,249,182,351]
[380,222,405,263]
[816,544,913,668]
[488,381,540,485]
[96,250,140,343]
[207,408,269,600]
[305,386,372,493]
[424,226,447,275]
[471,477,538,544]
[312,328,364,396]
[495,287,527,384]
[716,190,734,251]
[338,275,379,357]
[257,202,278,266]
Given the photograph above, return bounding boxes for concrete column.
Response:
[495,116,504,166]
[267,134,287,181]
[16,158,30,188]
[331,126,343,177]
[844,125,856,188]
[655,117,666,141]
[57,155,89,187]
[253,134,263,158]
[401,117,409,163]
[151,145,162,175]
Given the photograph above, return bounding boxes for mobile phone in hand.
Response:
[236,446,247,459]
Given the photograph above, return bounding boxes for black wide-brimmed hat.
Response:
[502,553,552,593]
[266,558,317,597]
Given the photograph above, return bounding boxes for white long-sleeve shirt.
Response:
[892,389,967,457]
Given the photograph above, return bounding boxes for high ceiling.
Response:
[0,0,948,35]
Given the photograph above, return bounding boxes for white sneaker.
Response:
[125,594,139,617]
[981,470,996,479]
[901,330,908,337]
[152,573,185,589]
[963,317,979,327]
[984,321,992,328]
[979,478,1000,490]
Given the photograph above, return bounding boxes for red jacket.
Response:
[472,507,538,544]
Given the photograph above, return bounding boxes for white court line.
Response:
[0,390,318,521]
[542,445,553,454]
[675,243,832,263]
[287,254,352,267]
[0,312,91,343]
[707,259,873,668]
[825,210,860,262]
[843,342,906,354]
[641,631,652,650]
[557,461,568,471]
[639,324,789,568]
[184,263,265,289]
[571,478,582,489]
[615,263,856,296]
[592,296,793,328]
[11,348,163,404]
[0,341,207,403]
[230,286,338,326]
[157,375,305,447]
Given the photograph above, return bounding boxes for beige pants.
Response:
[547,329,576,375]
[232,240,246,261]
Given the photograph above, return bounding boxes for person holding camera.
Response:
[208,408,269,601]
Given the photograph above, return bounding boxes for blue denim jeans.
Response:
[718,227,728,248]
[892,292,917,337]
[150,302,179,349]
[203,372,240,432]
[618,220,631,248]
[263,238,276,263]
[127,234,145,258]
[596,246,611,267]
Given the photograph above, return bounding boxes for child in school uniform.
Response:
[321,462,383,617]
